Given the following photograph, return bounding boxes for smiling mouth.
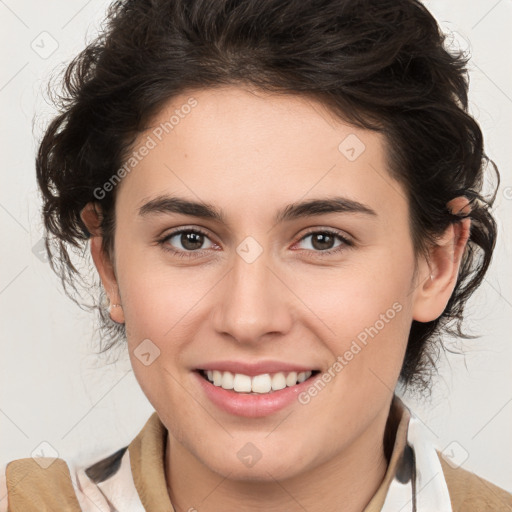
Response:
[197,369,321,394]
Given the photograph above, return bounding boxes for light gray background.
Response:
[1,0,511,494]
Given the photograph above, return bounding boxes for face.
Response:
[93,86,432,481]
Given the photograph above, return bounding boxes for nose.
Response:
[212,241,294,345]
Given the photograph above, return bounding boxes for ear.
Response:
[412,197,471,322]
[80,202,125,324]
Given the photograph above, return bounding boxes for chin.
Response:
[203,451,308,482]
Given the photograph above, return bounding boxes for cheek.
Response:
[304,247,412,327]
[297,249,415,384]
[115,241,208,342]
[294,274,413,448]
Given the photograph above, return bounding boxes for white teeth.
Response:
[285,371,297,386]
[203,370,314,393]
[233,373,252,392]
[252,374,272,393]
[271,372,287,391]
[213,370,222,386]
[221,371,234,390]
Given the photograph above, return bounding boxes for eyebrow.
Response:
[137,194,377,224]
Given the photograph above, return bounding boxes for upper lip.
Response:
[196,360,319,376]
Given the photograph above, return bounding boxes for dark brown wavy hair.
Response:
[36,0,499,392]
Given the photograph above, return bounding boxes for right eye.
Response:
[158,228,216,257]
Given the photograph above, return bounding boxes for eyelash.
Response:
[157,227,354,259]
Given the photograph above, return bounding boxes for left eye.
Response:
[295,231,348,252]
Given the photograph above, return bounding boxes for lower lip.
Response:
[193,371,318,418]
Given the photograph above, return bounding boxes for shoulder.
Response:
[437,451,512,511]
[0,445,145,511]
[0,456,82,511]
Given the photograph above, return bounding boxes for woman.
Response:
[1,0,510,510]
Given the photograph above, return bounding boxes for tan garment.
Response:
[438,457,512,511]
[1,398,511,511]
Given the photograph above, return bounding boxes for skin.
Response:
[81,85,470,512]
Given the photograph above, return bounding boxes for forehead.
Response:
[115,86,408,226]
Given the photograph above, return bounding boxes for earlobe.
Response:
[80,202,125,324]
[412,215,471,323]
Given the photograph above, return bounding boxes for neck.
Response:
[165,400,398,512]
